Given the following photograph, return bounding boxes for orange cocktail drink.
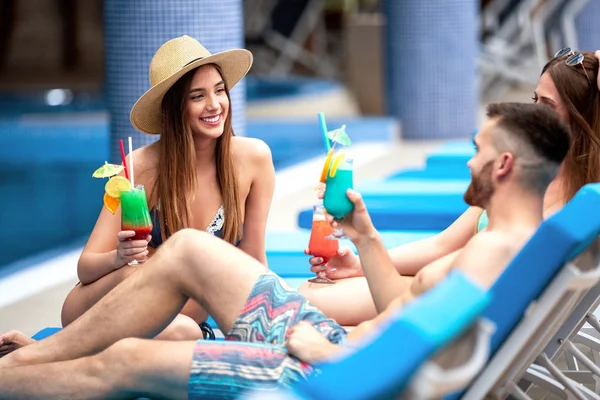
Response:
[307,204,339,284]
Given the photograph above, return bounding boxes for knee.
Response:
[156,314,203,341]
[60,286,79,327]
[167,229,213,256]
[95,338,149,391]
[100,337,147,369]
[169,228,208,246]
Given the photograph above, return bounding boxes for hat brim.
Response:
[130,49,253,135]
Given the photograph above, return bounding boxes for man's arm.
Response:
[355,232,412,313]
[336,190,413,313]
[339,192,484,313]
[352,231,513,346]
[289,231,514,365]
[386,206,484,276]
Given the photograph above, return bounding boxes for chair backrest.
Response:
[454,183,600,399]
[258,183,600,400]
[485,183,600,354]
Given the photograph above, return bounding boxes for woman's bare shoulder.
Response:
[231,136,272,161]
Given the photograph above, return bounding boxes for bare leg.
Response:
[0,229,267,367]
[154,314,203,341]
[299,275,414,326]
[60,265,139,327]
[0,321,201,359]
[0,331,34,357]
[62,267,203,341]
[0,338,194,399]
[299,277,378,326]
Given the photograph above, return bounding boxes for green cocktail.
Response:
[120,185,153,241]
[323,159,354,219]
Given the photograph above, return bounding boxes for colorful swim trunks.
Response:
[187,271,347,399]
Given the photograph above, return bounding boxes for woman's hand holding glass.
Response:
[114,231,151,268]
[305,246,364,280]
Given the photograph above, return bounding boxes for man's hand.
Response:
[329,189,378,245]
[305,246,364,280]
[287,322,340,364]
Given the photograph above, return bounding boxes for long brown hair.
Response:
[150,64,243,244]
[542,52,600,201]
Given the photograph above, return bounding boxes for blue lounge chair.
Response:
[271,183,600,399]
[357,179,469,199]
[386,166,471,181]
[460,183,600,399]
[386,140,473,181]
[298,197,468,231]
[425,141,475,170]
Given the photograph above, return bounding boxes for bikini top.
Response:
[149,205,237,248]
[476,210,489,233]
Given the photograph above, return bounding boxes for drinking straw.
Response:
[128,136,135,187]
[119,139,129,180]
[318,112,331,153]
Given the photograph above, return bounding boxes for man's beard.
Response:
[463,160,495,208]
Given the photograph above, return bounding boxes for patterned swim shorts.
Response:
[187,271,347,399]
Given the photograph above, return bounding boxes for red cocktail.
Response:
[307,204,339,284]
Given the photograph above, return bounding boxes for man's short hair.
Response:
[486,102,571,193]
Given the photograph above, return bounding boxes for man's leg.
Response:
[0,338,195,400]
[1,337,311,399]
[1,229,268,367]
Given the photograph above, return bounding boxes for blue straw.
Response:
[318,112,331,153]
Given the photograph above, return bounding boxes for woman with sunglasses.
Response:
[299,49,600,327]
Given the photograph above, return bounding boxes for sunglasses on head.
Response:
[554,47,591,84]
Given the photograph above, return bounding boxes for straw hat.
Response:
[130,35,253,135]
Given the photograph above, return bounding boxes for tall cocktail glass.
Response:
[120,184,152,265]
[323,158,354,239]
[307,204,339,284]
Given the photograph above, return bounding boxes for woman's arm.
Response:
[77,203,124,284]
[78,151,153,284]
[236,138,275,266]
[387,206,483,276]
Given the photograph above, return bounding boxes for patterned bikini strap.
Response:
[206,205,225,234]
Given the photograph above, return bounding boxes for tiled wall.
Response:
[384,0,478,140]
[104,0,246,163]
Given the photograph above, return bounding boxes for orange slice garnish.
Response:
[319,148,335,183]
[103,193,120,214]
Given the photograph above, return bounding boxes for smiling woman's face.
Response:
[533,72,570,125]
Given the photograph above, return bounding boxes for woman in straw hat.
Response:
[299,49,600,327]
[0,35,275,354]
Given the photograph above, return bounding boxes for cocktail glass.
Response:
[307,204,339,284]
[323,158,354,239]
[120,184,153,265]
